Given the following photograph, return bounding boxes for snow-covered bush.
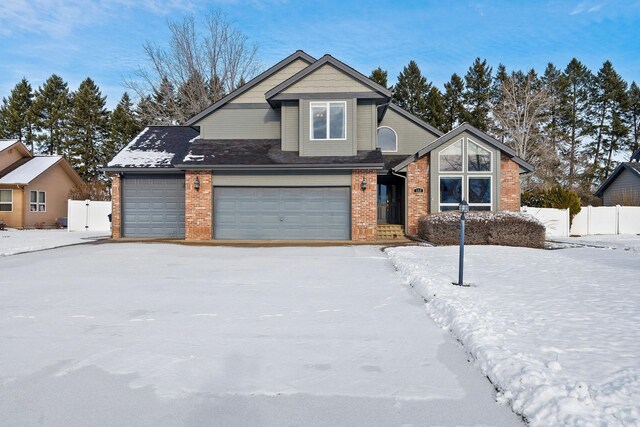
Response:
[418,211,545,248]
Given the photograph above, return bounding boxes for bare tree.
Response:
[126,10,261,125]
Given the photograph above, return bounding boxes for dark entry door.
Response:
[377,183,402,224]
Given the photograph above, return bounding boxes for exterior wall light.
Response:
[194,177,200,191]
[454,200,469,287]
[361,177,367,191]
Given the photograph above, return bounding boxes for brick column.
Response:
[406,155,429,235]
[111,174,121,239]
[351,169,377,241]
[500,153,520,211]
[185,170,212,240]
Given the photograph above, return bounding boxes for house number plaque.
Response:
[413,188,424,193]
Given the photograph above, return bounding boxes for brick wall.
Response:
[185,170,212,240]
[406,155,430,235]
[351,169,377,241]
[500,153,520,211]
[111,174,121,239]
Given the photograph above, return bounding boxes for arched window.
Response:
[377,126,397,152]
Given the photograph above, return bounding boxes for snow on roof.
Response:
[0,139,19,152]
[0,156,62,184]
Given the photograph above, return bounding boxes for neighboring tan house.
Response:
[0,139,84,228]
[103,51,533,241]
[595,149,640,206]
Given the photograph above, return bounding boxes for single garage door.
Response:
[122,175,185,238]
[214,187,350,240]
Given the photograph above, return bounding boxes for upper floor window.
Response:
[439,139,463,172]
[468,140,492,172]
[30,190,46,212]
[0,189,12,212]
[377,126,397,152]
[310,101,346,140]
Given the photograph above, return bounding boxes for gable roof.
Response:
[185,50,315,126]
[392,123,534,173]
[594,162,640,197]
[264,54,392,103]
[104,126,200,170]
[387,103,443,138]
[0,139,32,157]
[632,148,640,161]
[0,156,67,185]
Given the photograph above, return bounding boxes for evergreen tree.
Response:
[425,87,446,130]
[369,67,389,88]
[539,63,564,185]
[0,98,9,138]
[66,78,110,182]
[463,58,492,131]
[626,82,640,156]
[32,74,70,155]
[442,73,465,132]
[1,78,36,151]
[105,92,142,163]
[392,60,430,120]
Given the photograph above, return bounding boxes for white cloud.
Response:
[571,1,604,15]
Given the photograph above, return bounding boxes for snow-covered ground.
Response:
[0,228,109,256]
[0,244,520,426]
[553,234,640,252]
[387,244,640,426]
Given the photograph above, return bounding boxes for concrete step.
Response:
[376,224,405,240]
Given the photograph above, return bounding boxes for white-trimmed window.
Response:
[377,126,397,152]
[468,177,492,210]
[467,139,492,172]
[439,176,463,211]
[439,139,463,172]
[0,189,12,212]
[30,191,46,212]
[310,101,346,140]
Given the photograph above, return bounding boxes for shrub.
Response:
[418,211,546,248]
[0,219,5,231]
[521,185,582,224]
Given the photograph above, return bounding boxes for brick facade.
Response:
[111,174,121,238]
[351,169,377,241]
[500,153,520,211]
[185,170,213,240]
[406,155,430,235]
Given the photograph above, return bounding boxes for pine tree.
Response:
[0,98,9,138]
[32,74,70,155]
[425,87,446,130]
[442,73,465,132]
[105,92,142,164]
[463,58,493,131]
[539,63,564,185]
[626,82,640,156]
[1,78,36,151]
[66,78,110,182]
[369,67,388,88]
[392,60,430,120]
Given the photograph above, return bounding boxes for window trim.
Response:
[467,138,493,173]
[309,101,347,141]
[376,126,398,153]
[438,175,464,211]
[0,189,13,212]
[438,138,464,173]
[467,175,493,210]
[29,190,46,213]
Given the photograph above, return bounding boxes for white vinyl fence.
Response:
[67,200,112,232]
[522,205,640,238]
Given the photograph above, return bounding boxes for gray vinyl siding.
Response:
[299,99,356,157]
[379,108,438,154]
[229,58,310,104]
[282,102,299,152]
[602,168,640,205]
[282,64,374,94]
[429,132,500,212]
[357,100,376,151]
[198,107,280,139]
[214,170,351,187]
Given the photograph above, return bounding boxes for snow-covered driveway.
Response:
[0,244,519,426]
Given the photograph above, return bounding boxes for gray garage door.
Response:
[122,175,185,238]
[214,187,350,240]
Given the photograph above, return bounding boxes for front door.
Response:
[377,183,402,224]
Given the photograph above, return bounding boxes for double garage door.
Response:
[121,175,350,240]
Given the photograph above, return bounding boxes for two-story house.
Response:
[103,51,533,241]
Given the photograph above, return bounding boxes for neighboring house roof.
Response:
[105,126,199,170]
[632,148,640,161]
[594,162,640,197]
[0,139,20,152]
[176,139,383,170]
[264,54,392,104]
[0,156,69,185]
[392,123,534,173]
[185,50,316,126]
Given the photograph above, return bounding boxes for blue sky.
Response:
[1,0,639,108]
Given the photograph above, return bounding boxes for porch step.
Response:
[376,224,405,240]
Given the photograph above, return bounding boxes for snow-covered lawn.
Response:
[553,234,640,252]
[0,228,109,256]
[387,244,640,426]
[0,244,520,426]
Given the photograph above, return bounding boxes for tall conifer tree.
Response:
[626,82,640,156]
[0,78,36,151]
[392,60,430,120]
[463,58,492,131]
[33,74,70,155]
[369,67,389,88]
[442,73,465,132]
[105,92,142,163]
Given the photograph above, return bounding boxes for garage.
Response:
[122,174,185,238]
[214,187,350,240]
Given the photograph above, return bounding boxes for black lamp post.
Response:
[454,200,469,287]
